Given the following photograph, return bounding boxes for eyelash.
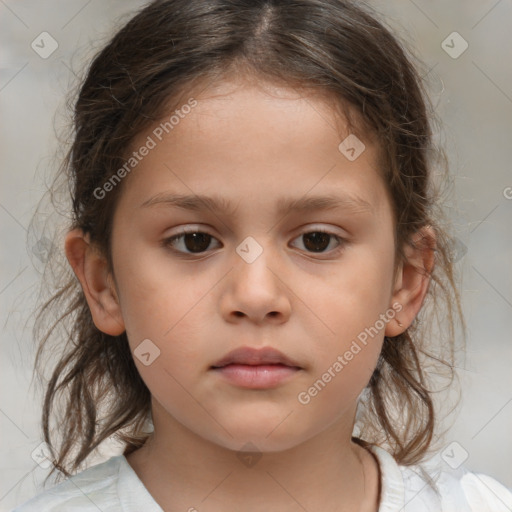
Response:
[161,227,347,258]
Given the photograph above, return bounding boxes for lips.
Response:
[211,346,302,369]
[210,346,302,389]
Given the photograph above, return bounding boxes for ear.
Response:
[385,225,436,337]
[64,228,125,336]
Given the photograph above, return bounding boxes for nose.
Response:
[219,241,292,325]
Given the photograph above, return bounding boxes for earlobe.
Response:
[64,228,125,336]
[385,226,436,337]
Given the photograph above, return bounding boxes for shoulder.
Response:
[369,444,512,512]
[12,456,125,512]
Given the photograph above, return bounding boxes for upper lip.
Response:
[211,346,302,368]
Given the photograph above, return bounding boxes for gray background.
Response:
[1,0,511,509]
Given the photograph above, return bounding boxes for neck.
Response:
[126,401,380,512]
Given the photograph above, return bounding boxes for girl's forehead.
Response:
[164,73,366,134]
[114,77,388,220]
[153,80,368,155]
[116,108,382,226]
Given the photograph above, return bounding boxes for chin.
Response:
[212,431,307,455]
[203,411,314,453]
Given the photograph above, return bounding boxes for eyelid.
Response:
[293,223,347,238]
[162,224,348,256]
[289,225,347,256]
[161,226,222,255]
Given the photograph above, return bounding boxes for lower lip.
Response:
[211,364,300,389]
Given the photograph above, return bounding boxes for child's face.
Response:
[107,78,400,451]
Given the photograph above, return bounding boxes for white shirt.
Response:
[12,445,512,511]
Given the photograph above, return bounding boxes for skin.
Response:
[65,75,434,512]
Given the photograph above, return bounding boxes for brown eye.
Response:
[163,231,221,254]
[302,232,331,252]
[163,228,345,257]
[291,229,345,255]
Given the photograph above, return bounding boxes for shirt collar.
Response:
[368,445,406,511]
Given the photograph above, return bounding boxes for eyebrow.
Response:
[140,192,374,216]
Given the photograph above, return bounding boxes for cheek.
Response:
[310,245,395,333]
[114,247,210,340]
[114,249,224,366]
[133,354,214,440]
[298,243,393,388]
[127,317,211,424]
[295,351,379,433]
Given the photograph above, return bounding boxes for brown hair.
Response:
[30,0,464,480]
